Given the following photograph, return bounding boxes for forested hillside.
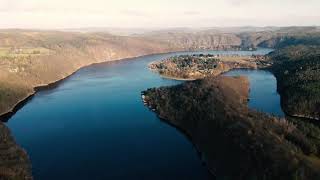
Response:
[269,45,320,120]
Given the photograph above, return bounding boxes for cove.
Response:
[224,69,285,117]
[7,48,273,180]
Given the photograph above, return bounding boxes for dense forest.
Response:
[269,45,320,120]
[142,76,320,179]
[259,34,320,49]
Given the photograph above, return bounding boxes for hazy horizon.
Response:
[0,0,319,29]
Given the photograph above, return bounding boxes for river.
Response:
[7,48,276,179]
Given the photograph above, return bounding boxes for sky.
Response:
[0,0,319,29]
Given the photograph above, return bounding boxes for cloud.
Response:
[225,0,252,6]
[120,9,149,17]
[184,11,201,15]
[0,0,319,28]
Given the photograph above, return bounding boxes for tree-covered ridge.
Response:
[259,34,320,49]
[142,76,320,179]
[269,45,320,61]
[269,45,320,120]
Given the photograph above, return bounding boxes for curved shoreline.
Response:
[0,51,181,122]
[141,92,216,177]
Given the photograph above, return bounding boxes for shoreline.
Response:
[149,66,258,81]
[141,93,216,177]
[0,50,182,121]
[159,74,196,81]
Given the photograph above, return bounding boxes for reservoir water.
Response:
[7,48,276,180]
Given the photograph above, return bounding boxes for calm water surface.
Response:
[7,48,275,180]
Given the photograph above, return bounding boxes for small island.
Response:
[149,54,270,80]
